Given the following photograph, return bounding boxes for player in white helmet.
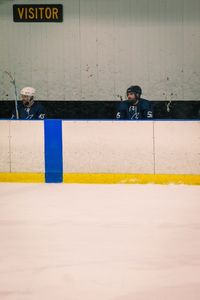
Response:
[11,87,45,119]
[20,87,36,107]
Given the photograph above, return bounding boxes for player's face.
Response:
[21,95,32,107]
[127,92,136,100]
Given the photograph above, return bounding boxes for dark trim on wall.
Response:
[0,100,200,119]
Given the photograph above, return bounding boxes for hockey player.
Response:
[116,85,153,120]
[11,87,45,120]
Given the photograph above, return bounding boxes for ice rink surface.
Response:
[0,183,200,300]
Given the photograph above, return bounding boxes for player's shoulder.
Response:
[139,98,152,108]
[17,103,25,111]
[32,101,45,111]
[140,98,150,103]
[118,100,129,108]
[33,101,43,108]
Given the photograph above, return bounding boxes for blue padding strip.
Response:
[44,120,63,183]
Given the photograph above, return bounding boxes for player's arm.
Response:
[37,104,46,120]
[143,101,153,119]
[11,112,16,119]
[11,108,17,119]
[116,102,127,119]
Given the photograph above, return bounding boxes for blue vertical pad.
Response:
[44,119,63,183]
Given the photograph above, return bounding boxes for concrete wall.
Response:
[0,0,200,101]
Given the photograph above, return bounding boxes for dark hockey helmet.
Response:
[126,85,142,97]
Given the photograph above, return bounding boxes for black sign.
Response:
[13,4,63,22]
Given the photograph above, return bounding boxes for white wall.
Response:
[0,121,44,172]
[0,120,200,175]
[62,121,154,173]
[62,120,200,174]
[0,121,10,172]
[0,0,200,100]
[154,121,200,175]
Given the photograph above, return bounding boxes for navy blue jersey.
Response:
[11,102,45,120]
[116,98,153,120]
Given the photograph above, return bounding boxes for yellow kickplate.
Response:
[63,173,200,185]
[0,173,45,183]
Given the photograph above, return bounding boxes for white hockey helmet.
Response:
[20,87,36,97]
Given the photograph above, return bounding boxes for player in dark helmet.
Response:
[116,85,153,120]
[126,85,142,102]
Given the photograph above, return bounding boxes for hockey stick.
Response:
[166,93,174,113]
[114,94,123,101]
[4,71,19,119]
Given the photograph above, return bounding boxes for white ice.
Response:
[0,183,200,300]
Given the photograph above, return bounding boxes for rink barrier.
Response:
[0,120,200,184]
